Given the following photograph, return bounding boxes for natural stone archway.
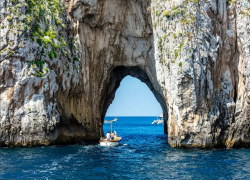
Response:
[0,0,249,148]
[100,66,168,134]
[55,0,168,143]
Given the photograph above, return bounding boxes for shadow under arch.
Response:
[100,66,168,136]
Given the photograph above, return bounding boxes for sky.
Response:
[105,76,162,116]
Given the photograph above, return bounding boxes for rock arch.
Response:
[0,0,249,148]
[100,66,168,134]
[55,0,168,144]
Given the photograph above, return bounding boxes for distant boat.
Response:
[100,118,122,146]
[151,114,163,125]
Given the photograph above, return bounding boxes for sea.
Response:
[0,116,249,179]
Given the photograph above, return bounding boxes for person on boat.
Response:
[106,132,111,140]
[111,132,115,140]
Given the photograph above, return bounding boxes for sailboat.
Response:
[151,114,164,124]
[99,118,122,146]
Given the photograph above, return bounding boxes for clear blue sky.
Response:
[105,76,162,116]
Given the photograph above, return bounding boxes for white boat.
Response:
[151,119,158,124]
[99,118,122,146]
[151,114,164,125]
[157,119,164,124]
[99,137,122,146]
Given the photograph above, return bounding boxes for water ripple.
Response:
[0,117,249,179]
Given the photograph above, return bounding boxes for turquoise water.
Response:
[0,116,249,179]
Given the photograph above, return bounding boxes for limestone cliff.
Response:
[0,0,249,148]
[151,0,250,148]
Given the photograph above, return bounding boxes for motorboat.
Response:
[99,118,122,146]
[151,114,163,125]
[99,136,122,146]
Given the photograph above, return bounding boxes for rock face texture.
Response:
[151,0,250,148]
[0,0,249,148]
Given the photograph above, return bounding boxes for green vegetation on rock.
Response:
[2,0,81,78]
[151,0,202,69]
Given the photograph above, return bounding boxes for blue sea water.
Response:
[0,116,249,179]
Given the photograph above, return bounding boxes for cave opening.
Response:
[100,66,168,142]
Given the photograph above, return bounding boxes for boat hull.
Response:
[99,137,122,147]
[99,141,119,147]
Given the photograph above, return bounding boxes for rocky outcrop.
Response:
[226,0,250,148]
[151,0,250,148]
[0,0,249,148]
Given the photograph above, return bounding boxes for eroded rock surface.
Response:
[151,0,250,148]
[0,0,249,148]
